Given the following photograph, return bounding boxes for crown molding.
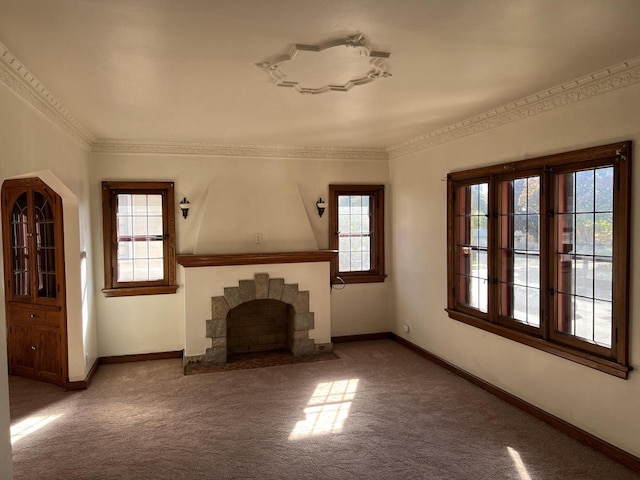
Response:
[0,40,95,149]
[92,140,389,161]
[388,56,640,159]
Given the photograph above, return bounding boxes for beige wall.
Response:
[389,82,640,456]
[91,153,391,356]
[0,85,97,479]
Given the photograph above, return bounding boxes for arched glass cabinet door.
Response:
[10,192,30,298]
[33,189,57,300]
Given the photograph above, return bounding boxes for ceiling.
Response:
[1,0,640,149]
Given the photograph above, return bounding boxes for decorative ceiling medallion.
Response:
[256,33,391,95]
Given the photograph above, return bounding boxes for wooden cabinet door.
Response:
[8,324,36,376]
[34,326,63,383]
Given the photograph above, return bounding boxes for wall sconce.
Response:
[316,197,327,217]
[179,197,190,219]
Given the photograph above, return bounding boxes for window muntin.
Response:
[102,181,177,297]
[446,141,631,378]
[329,185,385,284]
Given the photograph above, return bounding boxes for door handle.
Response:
[31,346,37,351]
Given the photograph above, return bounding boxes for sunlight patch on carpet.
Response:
[289,379,359,440]
[11,414,62,444]
[507,446,533,480]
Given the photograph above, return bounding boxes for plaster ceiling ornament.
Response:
[255,34,391,95]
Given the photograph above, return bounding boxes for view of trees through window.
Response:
[556,167,614,347]
[446,141,630,377]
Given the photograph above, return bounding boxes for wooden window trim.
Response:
[446,141,632,378]
[102,181,178,297]
[329,184,386,284]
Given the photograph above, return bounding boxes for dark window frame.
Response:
[446,142,632,378]
[102,181,178,297]
[328,184,386,284]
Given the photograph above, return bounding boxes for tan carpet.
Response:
[8,340,639,479]
[184,349,339,375]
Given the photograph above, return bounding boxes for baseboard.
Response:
[389,333,640,474]
[331,332,393,343]
[66,357,100,391]
[99,350,183,364]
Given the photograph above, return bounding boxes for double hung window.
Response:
[329,185,386,284]
[102,181,177,297]
[447,142,631,377]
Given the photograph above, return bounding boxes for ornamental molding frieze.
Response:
[0,40,94,149]
[256,33,391,95]
[388,56,640,159]
[91,140,389,161]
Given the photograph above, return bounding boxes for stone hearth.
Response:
[205,273,316,365]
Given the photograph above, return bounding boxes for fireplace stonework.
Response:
[205,273,317,364]
[178,252,336,367]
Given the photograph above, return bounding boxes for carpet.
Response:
[8,340,639,480]
[184,349,339,375]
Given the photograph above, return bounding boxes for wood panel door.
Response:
[2,178,68,387]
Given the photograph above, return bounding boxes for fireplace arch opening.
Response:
[204,273,317,365]
[227,299,295,354]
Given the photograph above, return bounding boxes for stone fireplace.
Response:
[205,273,317,364]
[178,251,336,366]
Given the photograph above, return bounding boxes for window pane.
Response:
[575,170,595,213]
[574,258,593,299]
[574,213,594,256]
[574,297,594,342]
[148,216,163,237]
[594,213,613,256]
[339,252,350,271]
[117,194,132,215]
[118,216,132,236]
[132,216,148,237]
[594,300,612,347]
[133,240,149,260]
[132,194,148,215]
[554,165,613,348]
[147,194,163,216]
[148,240,164,259]
[527,288,540,327]
[148,259,164,280]
[594,259,612,301]
[133,259,149,281]
[595,167,613,212]
[118,259,133,282]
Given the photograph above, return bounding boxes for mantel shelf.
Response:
[177,251,338,268]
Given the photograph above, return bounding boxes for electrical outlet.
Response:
[255,233,263,244]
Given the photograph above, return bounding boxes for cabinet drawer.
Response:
[7,303,61,326]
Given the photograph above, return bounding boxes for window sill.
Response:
[332,273,387,285]
[102,285,179,298]
[445,308,631,379]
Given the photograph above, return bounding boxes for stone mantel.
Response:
[177,250,338,268]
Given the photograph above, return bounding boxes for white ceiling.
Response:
[1,0,640,149]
